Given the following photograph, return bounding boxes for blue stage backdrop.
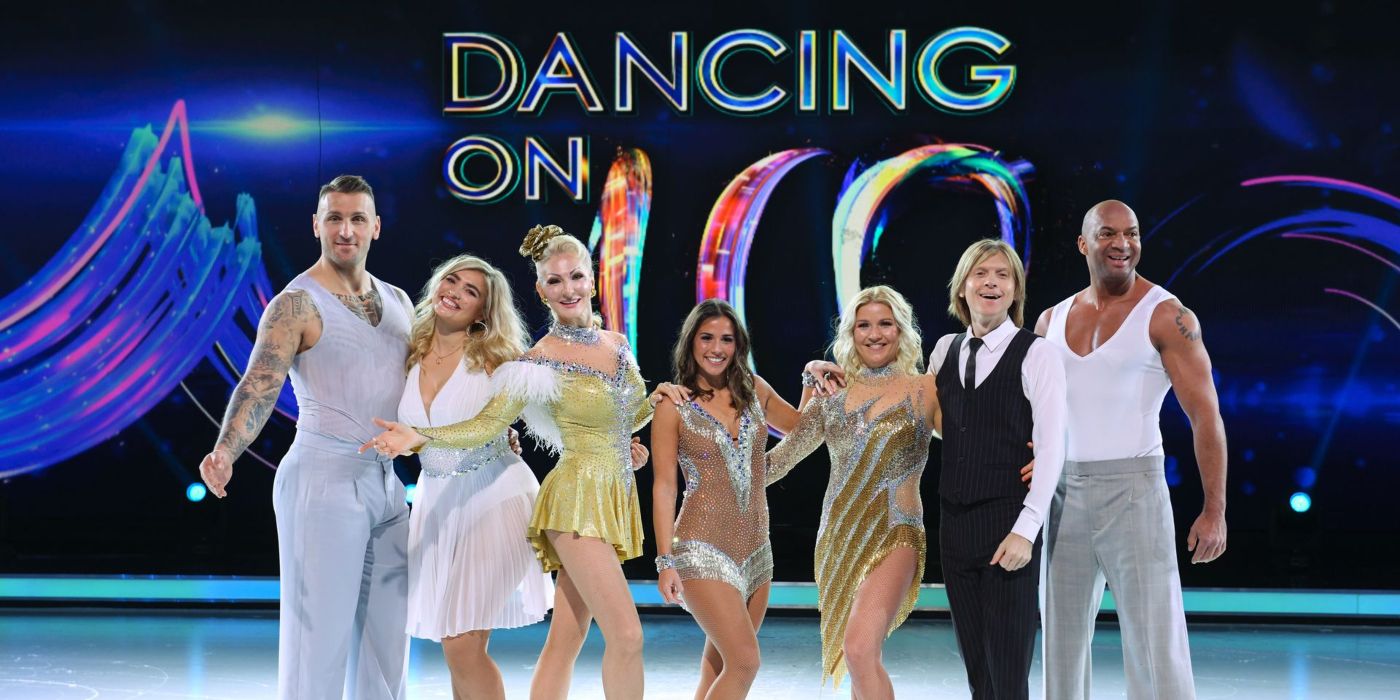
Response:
[2,3,1396,590]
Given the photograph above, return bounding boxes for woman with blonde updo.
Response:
[397,254,553,700]
[365,226,661,700]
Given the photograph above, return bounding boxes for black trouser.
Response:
[940,496,1043,699]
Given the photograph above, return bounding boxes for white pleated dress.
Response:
[400,361,554,641]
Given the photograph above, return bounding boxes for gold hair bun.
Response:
[520,224,566,261]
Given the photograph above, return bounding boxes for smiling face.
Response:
[852,302,900,369]
[960,251,1016,328]
[313,191,379,270]
[1079,200,1141,286]
[691,315,737,387]
[431,267,487,332]
[535,252,594,326]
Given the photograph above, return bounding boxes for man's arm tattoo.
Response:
[1175,306,1201,342]
[214,291,308,459]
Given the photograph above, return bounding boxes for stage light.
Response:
[1289,492,1312,513]
[1295,467,1317,488]
[405,483,417,505]
[186,483,207,503]
[239,113,313,138]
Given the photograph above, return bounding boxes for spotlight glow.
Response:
[186,483,207,502]
[241,113,310,137]
[1289,492,1312,513]
[405,483,418,505]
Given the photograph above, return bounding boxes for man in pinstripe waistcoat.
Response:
[930,239,1068,698]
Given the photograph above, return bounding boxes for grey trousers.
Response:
[273,432,410,700]
[1042,456,1195,700]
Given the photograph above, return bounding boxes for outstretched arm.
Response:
[764,396,827,485]
[1153,300,1228,564]
[200,290,318,498]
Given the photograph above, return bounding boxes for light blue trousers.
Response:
[273,432,410,700]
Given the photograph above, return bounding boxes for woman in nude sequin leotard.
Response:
[649,300,805,699]
[766,286,942,697]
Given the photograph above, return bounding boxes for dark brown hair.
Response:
[671,299,756,412]
[318,174,375,203]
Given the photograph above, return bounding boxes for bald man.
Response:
[1033,200,1227,699]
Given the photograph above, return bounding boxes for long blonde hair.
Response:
[947,239,1027,327]
[406,254,529,373]
[830,285,925,378]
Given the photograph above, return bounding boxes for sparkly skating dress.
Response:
[765,369,933,686]
[399,361,553,640]
[415,324,653,572]
[671,398,773,602]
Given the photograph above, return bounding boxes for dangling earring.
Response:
[469,319,489,336]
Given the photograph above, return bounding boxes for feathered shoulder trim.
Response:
[490,360,561,404]
[491,359,564,455]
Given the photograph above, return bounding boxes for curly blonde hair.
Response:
[406,254,529,373]
[521,224,593,278]
[831,285,925,378]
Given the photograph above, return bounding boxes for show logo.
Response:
[440,28,1017,203]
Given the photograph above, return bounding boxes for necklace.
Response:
[429,337,462,365]
[858,364,898,379]
[549,321,600,345]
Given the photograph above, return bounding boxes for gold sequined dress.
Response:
[766,371,932,686]
[416,330,652,572]
[672,398,773,601]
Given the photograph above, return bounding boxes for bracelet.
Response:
[800,370,821,388]
[655,554,677,572]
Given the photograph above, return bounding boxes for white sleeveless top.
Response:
[285,272,411,446]
[1045,285,1177,462]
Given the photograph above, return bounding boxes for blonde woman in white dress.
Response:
[399,254,553,700]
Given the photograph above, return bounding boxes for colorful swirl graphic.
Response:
[589,147,653,350]
[0,101,276,477]
[696,147,829,325]
[829,143,1033,308]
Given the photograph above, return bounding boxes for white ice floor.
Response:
[1,610,1397,698]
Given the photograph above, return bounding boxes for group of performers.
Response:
[199,174,1228,700]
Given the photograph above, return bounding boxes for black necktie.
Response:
[965,336,984,393]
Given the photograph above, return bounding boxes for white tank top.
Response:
[1046,284,1176,462]
[284,272,411,445]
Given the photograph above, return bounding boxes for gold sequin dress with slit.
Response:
[766,371,932,687]
[416,329,653,573]
[671,398,773,602]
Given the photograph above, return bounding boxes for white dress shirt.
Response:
[928,316,1068,542]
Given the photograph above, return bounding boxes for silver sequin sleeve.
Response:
[764,394,827,485]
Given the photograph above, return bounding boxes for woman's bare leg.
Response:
[530,568,591,700]
[682,580,771,699]
[842,547,919,700]
[695,638,722,700]
[540,531,645,699]
[441,629,503,700]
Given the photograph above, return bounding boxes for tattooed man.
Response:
[199,175,415,700]
[1034,200,1228,700]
